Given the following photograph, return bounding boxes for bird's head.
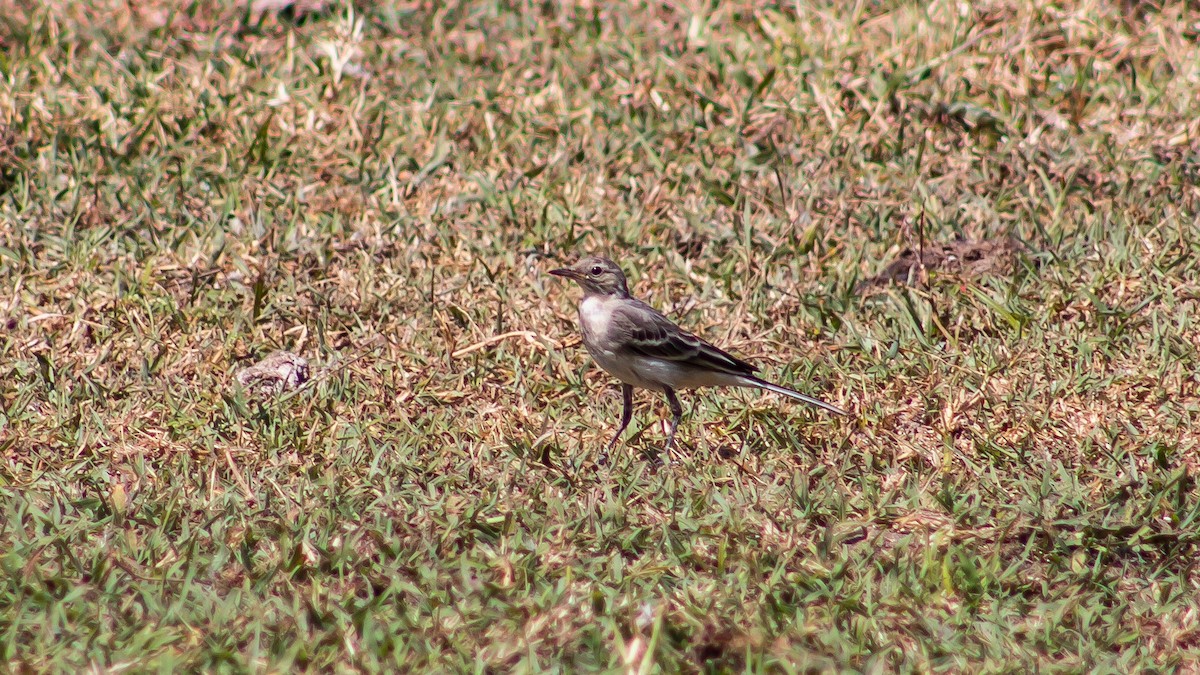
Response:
[550,256,630,298]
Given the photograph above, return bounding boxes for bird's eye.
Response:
[590,266,603,276]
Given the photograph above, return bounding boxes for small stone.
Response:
[235,351,310,397]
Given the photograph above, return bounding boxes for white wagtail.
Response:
[550,256,847,460]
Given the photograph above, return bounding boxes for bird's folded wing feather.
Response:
[611,301,758,375]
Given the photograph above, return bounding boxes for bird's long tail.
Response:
[742,376,849,416]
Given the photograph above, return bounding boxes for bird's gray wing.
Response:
[610,300,758,375]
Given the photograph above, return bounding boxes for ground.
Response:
[2,0,1200,671]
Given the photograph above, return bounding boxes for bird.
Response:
[549,255,847,461]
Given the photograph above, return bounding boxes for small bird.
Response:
[550,256,847,460]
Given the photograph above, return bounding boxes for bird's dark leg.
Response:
[662,387,683,463]
[600,384,635,465]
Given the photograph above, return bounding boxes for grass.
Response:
[2,0,1199,670]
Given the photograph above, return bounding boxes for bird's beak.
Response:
[549,267,580,280]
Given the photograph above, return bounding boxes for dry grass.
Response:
[2,0,1200,670]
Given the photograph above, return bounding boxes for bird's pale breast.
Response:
[577,295,743,391]
[579,296,652,388]
[578,295,613,342]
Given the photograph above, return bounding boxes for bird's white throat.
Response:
[579,295,613,338]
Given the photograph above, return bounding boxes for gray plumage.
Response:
[550,256,847,460]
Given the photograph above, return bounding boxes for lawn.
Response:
[2,0,1200,671]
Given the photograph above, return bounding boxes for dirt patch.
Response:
[858,236,1026,293]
